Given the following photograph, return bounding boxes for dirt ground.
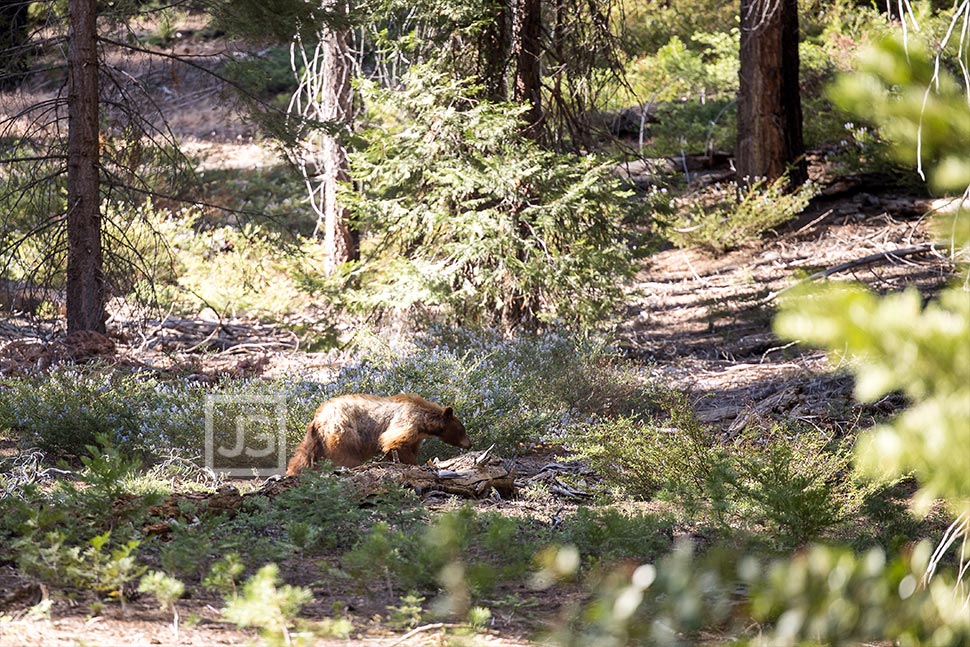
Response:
[620,185,954,438]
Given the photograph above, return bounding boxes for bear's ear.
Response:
[443,406,454,419]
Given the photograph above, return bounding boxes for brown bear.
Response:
[285,393,472,475]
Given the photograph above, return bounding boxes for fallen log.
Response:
[345,448,516,500]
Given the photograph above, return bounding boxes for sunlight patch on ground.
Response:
[181,140,284,171]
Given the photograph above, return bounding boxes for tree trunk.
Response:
[512,0,543,139]
[66,0,106,334]
[320,0,357,276]
[736,0,806,187]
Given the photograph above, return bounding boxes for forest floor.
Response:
[0,25,962,647]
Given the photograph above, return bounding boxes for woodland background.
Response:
[0,0,968,645]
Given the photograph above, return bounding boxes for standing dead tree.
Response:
[288,0,358,276]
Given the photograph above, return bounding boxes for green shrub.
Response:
[729,427,863,548]
[159,527,214,581]
[621,31,738,107]
[170,220,330,318]
[387,592,425,629]
[559,508,673,566]
[345,69,636,330]
[667,175,817,252]
[568,392,731,515]
[12,530,144,604]
[0,440,157,574]
[183,471,383,570]
[618,0,737,57]
[569,394,867,545]
[828,36,970,194]
[203,552,245,596]
[77,433,144,502]
[138,570,185,637]
[0,366,206,458]
[776,288,970,522]
[222,564,315,647]
[0,368,146,457]
[270,470,382,549]
[646,99,738,157]
[342,521,436,593]
[418,507,540,616]
[342,506,541,610]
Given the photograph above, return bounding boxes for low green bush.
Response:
[619,30,738,109]
[568,392,730,513]
[569,393,869,547]
[0,368,157,457]
[0,367,222,459]
[342,521,436,593]
[222,564,320,646]
[12,529,144,603]
[343,506,541,611]
[729,426,864,548]
[667,175,817,252]
[618,0,737,58]
[559,507,674,567]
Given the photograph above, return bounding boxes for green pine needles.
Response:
[344,69,637,331]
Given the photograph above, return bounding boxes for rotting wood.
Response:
[345,449,516,500]
[519,460,593,501]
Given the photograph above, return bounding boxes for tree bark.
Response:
[66,0,106,334]
[320,0,357,276]
[736,0,806,188]
[512,0,543,139]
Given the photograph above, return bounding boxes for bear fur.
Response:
[285,393,471,475]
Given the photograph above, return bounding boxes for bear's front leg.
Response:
[392,443,420,465]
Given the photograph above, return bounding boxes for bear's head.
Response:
[437,406,472,450]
